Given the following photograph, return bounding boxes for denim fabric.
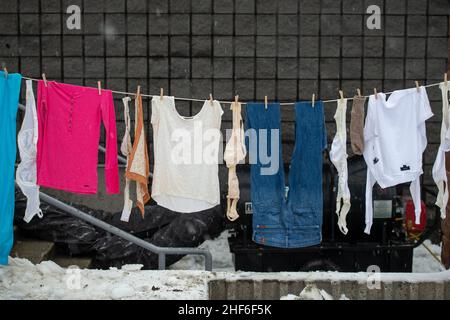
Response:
[245,101,327,248]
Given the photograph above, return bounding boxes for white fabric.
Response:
[432,81,450,219]
[363,87,433,234]
[16,80,43,223]
[329,98,351,235]
[151,96,223,213]
[120,97,133,222]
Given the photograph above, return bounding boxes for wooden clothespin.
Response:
[444,73,447,87]
[373,88,378,99]
[415,81,420,92]
[3,67,8,78]
[264,95,268,110]
[357,88,362,98]
[311,93,315,108]
[231,95,239,110]
[42,73,48,87]
[136,85,141,97]
[209,93,214,106]
[339,90,344,101]
[97,81,102,95]
[160,88,164,100]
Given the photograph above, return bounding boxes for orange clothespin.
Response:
[357,88,362,98]
[373,88,378,99]
[311,93,315,108]
[97,81,102,95]
[209,93,214,106]
[42,73,48,87]
[264,95,268,110]
[415,81,420,92]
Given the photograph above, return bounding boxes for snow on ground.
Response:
[280,285,349,300]
[0,231,447,300]
[413,240,445,273]
[0,258,214,300]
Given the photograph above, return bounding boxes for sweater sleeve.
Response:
[101,91,120,194]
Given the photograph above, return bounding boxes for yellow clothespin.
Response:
[415,81,420,92]
[373,88,378,99]
[3,67,8,78]
[339,90,344,101]
[264,95,268,110]
[311,93,315,108]
[357,88,362,98]
[209,93,214,106]
[160,88,164,100]
[97,81,102,95]
[42,73,48,87]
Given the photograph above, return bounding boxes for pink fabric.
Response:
[36,80,119,194]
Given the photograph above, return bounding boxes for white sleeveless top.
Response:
[151,96,223,213]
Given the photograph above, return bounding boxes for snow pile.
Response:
[170,230,234,272]
[412,240,445,273]
[0,258,213,300]
[280,285,349,300]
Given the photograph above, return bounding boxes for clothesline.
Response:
[21,75,443,105]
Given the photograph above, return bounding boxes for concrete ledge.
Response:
[208,271,450,300]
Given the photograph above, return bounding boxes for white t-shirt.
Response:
[151,96,223,213]
[363,87,433,233]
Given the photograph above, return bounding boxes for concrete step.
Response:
[53,256,92,269]
[10,239,55,264]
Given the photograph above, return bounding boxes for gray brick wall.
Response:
[0,0,448,193]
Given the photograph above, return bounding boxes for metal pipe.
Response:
[158,254,166,270]
[39,192,213,270]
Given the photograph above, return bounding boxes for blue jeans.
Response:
[245,101,327,248]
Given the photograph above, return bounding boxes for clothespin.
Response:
[264,95,268,110]
[3,67,8,78]
[209,93,214,106]
[42,73,48,87]
[311,93,315,108]
[160,88,164,100]
[357,88,362,98]
[415,81,420,92]
[339,90,344,101]
[373,88,378,99]
[444,73,447,87]
[136,85,141,97]
[231,95,239,110]
[97,81,102,95]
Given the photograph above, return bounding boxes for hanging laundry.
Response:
[432,81,450,219]
[246,101,327,248]
[223,101,246,221]
[0,70,22,265]
[330,98,351,235]
[120,94,150,222]
[151,96,223,213]
[36,81,119,195]
[443,152,450,269]
[16,79,43,223]
[363,87,433,234]
[350,95,366,155]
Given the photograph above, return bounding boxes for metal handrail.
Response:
[17,104,212,271]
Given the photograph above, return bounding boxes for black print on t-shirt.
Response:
[373,157,379,164]
[400,165,410,171]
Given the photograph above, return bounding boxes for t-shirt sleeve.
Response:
[417,88,434,125]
